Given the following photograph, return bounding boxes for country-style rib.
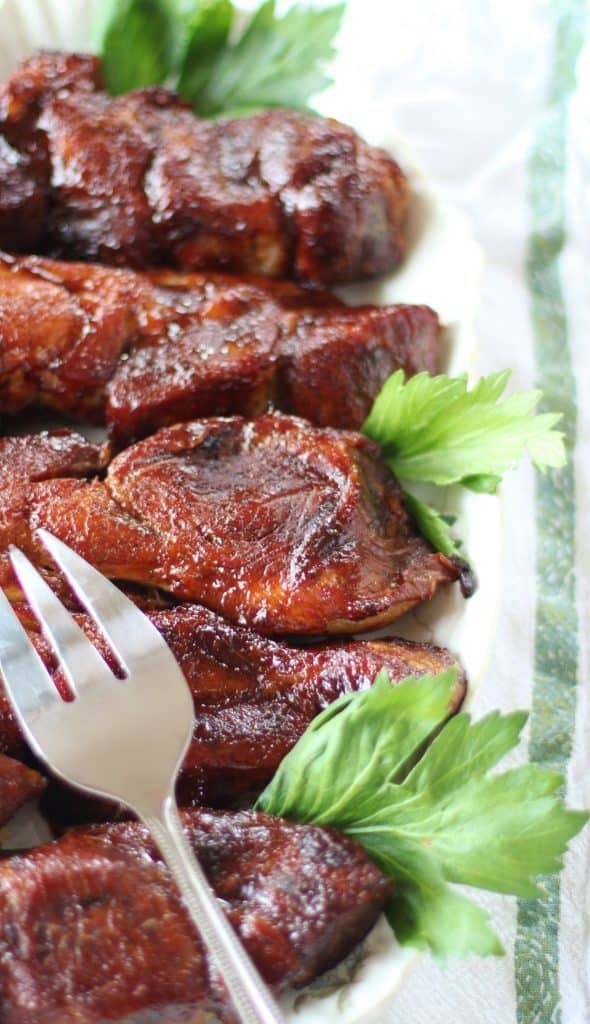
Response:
[0,251,439,443]
[0,51,410,284]
[15,603,465,813]
[0,423,462,634]
[0,810,391,1022]
[0,430,107,607]
[0,753,45,826]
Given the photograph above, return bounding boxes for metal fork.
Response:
[0,529,286,1024]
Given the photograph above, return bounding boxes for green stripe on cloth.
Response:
[515,2,586,1022]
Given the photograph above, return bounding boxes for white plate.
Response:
[0,2,501,1020]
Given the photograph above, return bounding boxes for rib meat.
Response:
[0,137,46,252]
[0,429,106,604]
[0,753,45,826]
[16,603,464,813]
[100,415,462,632]
[0,52,410,284]
[0,810,391,1022]
[0,251,438,443]
[0,421,462,634]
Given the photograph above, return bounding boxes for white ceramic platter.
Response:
[0,2,502,1020]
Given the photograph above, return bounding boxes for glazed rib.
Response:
[15,603,464,813]
[0,429,107,608]
[0,753,45,826]
[0,422,461,634]
[0,810,391,1022]
[0,51,410,284]
[0,251,438,443]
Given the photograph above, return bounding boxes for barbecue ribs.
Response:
[0,423,462,634]
[0,251,440,443]
[0,51,410,284]
[0,429,107,607]
[0,753,45,826]
[14,603,465,812]
[0,810,390,1023]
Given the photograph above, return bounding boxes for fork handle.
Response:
[142,797,287,1024]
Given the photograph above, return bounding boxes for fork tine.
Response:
[36,530,172,674]
[9,547,114,696]
[0,585,60,726]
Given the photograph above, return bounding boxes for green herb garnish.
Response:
[94,0,180,94]
[96,0,345,116]
[401,492,463,561]
[363,370,565,490]
[176,0,234,105]
[189,1,345,116]
[362,370,566,562]
[256,670,588,959]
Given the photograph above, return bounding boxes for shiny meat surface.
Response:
[0,419,461,633]
[102,416,461,632]
[0,252,138,422]
[0,52,100,253]
[0,52,410,284]
[0,753,45,826]
[0,429,459,792]
[0,429,106,606]
[0,137,45,252]
[0,251,439,442]
[0,810,391,1022]
[17,603,465,810]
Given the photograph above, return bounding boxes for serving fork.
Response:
[0,529,286,1024]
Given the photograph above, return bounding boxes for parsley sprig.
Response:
[362,370,566,561]
[256,670,588,959]
[96,0,345,115]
